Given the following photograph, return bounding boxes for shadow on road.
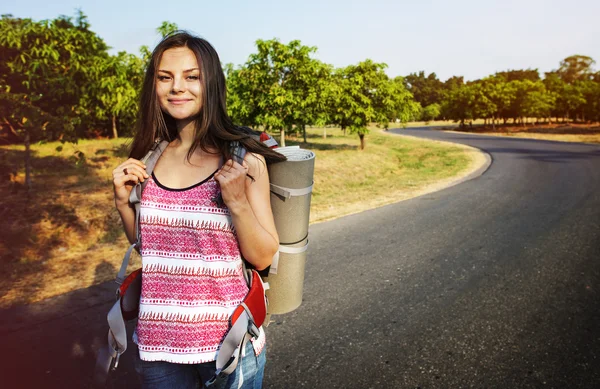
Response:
[0,262,139,389]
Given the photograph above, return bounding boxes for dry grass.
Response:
[0,128,475,308]
[289,127,476,223]
[0,138,142,307]
[439,121,600,144]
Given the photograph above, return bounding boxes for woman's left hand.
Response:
[214,159,251,211]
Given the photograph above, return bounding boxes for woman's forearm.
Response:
[229,202,278,270]
[116,201,137,244]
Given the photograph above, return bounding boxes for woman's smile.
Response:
[168,98,192,105]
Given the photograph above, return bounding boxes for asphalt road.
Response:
[1,128,599,388]
[263,128,600,388]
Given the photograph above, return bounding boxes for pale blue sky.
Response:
[2,0,598,81]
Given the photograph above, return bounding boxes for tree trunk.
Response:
[280,127,286,147]
[112,115,119,138]
[359,133,365,150]
[24,133,32,191]
[492,118,496,131]
[302,124,307,144]
[323,128,327,139]
[342,125,346,136]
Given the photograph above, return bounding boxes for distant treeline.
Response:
[1,11,598,152]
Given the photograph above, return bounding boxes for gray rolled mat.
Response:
[265,238,308,315]
[266,147,315,314]
[268,147,315,243]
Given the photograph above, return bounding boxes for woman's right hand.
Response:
[112,158,149,208]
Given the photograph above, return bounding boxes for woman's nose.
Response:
[172,76,185,93]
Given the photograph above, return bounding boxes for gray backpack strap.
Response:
[230,140,247,165]
[95,139,169,387]
[128,139,169,247]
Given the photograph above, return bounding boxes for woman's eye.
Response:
[187,75,199,80]
[157,75,170,81]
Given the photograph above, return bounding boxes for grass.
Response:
[411,119,600,144]
[0,127,475,308]
[288,127,476,222]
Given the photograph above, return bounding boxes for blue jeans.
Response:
[133,341,266,389]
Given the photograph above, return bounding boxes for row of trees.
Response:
[0,14,419,150]
[405,56,600,126]
[1,12,599,186]
[225,40,418,148]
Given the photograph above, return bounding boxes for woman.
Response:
[112,31,284,388]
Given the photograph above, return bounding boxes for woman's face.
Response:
[155,47,202,122]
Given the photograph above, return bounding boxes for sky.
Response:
[2,0,599,82]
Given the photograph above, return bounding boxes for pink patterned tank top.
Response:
[134,171,265,364]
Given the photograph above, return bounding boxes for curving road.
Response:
[263,128,600,388]
[1,127,598,388]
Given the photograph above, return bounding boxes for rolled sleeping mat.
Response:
[265,237,308,315]
[265,147,315,315]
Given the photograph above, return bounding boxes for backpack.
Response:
[94,132,315,385]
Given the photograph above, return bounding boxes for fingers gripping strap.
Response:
[270,182,314,199]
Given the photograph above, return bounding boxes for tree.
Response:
[521,81,555,123]
[328,60,390,149]
[579,79,600,122]
[421,104,441,123]
[557,55,595,84]
[234,39,321,146]
[441,81,493,126]
[225,63,259,128]
[157,21,179,38]
[495,69,540,82]
[0,92,70,190]
[87,52,144,138]
[441,78,473,126]
[0,12,110,188]
[373,76,420,129]
[544,73,585,121]
[404,71,444,108]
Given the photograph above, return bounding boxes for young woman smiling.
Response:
[112,31,285,389]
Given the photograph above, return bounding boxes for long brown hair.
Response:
[129,31,285,164]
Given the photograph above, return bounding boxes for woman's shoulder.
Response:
[245,152,267,177]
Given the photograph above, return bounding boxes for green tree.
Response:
[0,92,70,190]
[88,52,144,138]
[544,73,586,121]
[373,76,420,129]
[495,69,540,82]
[0,12,109,188]
[328,60,390,149]
[235,39,322,146]
[421,103,441,123]
[157,21,179,38]
[404,71,445,108]
[521,81,556,123]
